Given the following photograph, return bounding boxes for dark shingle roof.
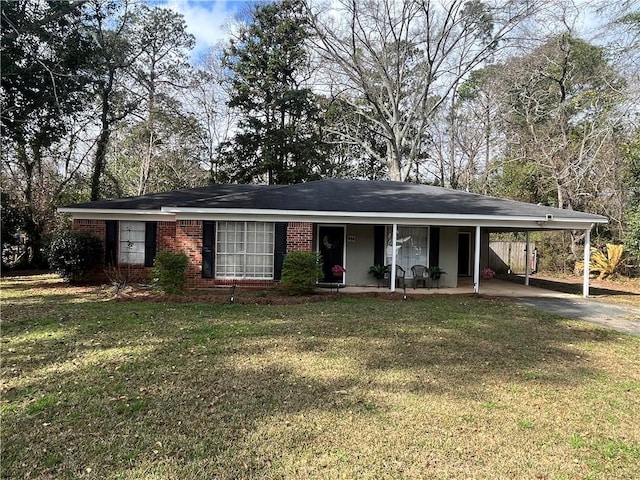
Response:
[62,179,606,221]
[63,184,274,210]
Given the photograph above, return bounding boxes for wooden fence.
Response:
[488,241,536,274]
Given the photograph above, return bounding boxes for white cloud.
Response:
[156,0,249,61]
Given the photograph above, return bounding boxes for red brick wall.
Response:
[70,219,317,289]
[158,221,176,252]
[72,219,111,282]
[286,222,314,252]
[73,219,106,240]
[72,219,153,283]
[175,220,205,285]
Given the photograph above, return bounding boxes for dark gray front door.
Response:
[318,226,345,282]
[458,232,471,276]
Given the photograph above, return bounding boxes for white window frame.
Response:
[119,221,146,265]
[215,221,274,280]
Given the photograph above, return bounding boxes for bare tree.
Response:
[183,48,238,184]
[497,33,626,253]
[307,0,541,181]
[428,63,506,191]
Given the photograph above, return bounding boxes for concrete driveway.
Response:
[464,279,640,336]
[512,296,640,336]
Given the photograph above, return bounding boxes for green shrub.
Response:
[279,251,323,295]
[152,252,188,295]
[45,230,103,284]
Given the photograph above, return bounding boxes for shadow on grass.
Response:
[502,273,636,297]
[0,287,632,479]
[1,272,109,308]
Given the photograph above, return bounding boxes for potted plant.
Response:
[429,266,446,288]
[368,264,386,287]
[331,264,346,278]
[481,267,495,279]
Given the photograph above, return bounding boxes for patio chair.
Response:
[411,264,429,288]
[385,264,406,288]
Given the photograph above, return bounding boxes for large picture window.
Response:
[385,226,429,275]
[215,221,274,279]
[119,221,146,265]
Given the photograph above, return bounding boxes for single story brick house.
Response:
[59,179,607,296]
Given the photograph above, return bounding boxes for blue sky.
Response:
[154,0,266,61]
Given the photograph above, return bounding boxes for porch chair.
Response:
[411,264,429,289]
[385,264,406,288]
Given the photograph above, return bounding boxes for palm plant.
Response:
[590,244,625,280]
[368,264,386,287]
[429,266,446,288]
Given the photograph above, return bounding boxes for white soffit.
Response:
[162,207,606,229]
[58,208,174,222]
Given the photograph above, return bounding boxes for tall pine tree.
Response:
[219,0,328,185]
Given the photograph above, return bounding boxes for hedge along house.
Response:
[59,179,608,297]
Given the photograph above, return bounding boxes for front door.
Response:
[318,225,345,282]
[458,232,471,276]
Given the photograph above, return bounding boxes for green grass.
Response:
[2,273,640,479]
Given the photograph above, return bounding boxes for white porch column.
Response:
[524,231,531,286]
[473,226,481,294]
[583,226,592,298]
[390,223,398,292]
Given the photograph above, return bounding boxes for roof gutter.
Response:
[57,206,607,230]
[160,206,607,228]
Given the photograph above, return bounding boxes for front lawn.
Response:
[2,274,639,479]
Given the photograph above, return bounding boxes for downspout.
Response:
[473,226,481,294]
[390,223,398,292]
[525,231,530,286]
[583,225,593,298]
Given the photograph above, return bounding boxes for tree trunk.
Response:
[91,123,110,201]
[388,141,401,181]
[138,126,154,195]
[483,100,491,194]
[91,85,112,201]
[139,62,157,196]
[17,144,45,266]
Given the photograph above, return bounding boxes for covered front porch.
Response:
[317,222,597,298]
[328,276,575,298]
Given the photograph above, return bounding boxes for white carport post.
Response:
[390,223,398,292]
[583,226,592,298]
[524,231,531,286]
[473,226,481,294]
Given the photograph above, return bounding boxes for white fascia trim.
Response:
[58,208,175,222]
[162,207,607,228]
